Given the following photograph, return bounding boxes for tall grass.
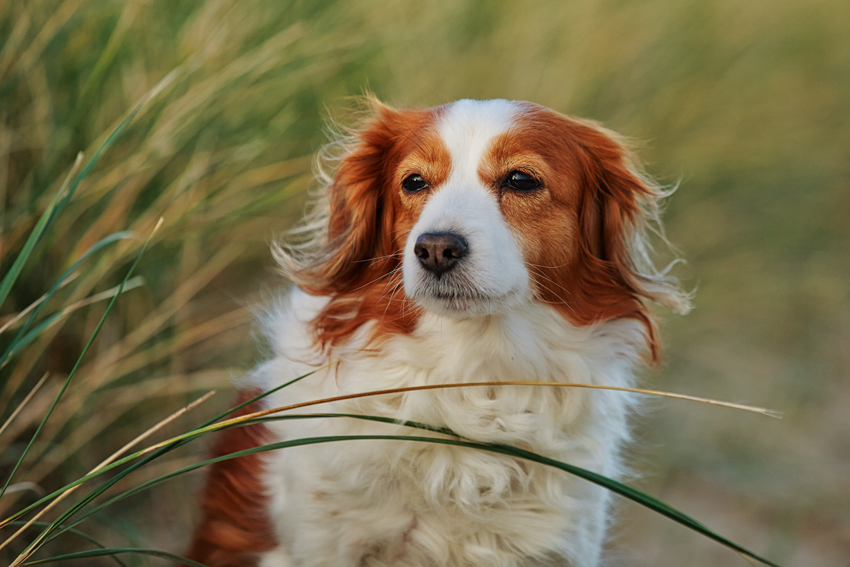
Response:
[1,0,848,565]
[0,0,398,562]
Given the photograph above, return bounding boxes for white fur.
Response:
[403,99,528,317]
[253,291,643,567]
[252,100,648,566]
[402,185,529,317]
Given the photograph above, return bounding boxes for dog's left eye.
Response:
[503,171,541,192]
[402,174,428,193]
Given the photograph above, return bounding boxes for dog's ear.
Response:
[275,99,429,349]
[277,100,415,295]
[568,120,690,364]
[314,101,402,293]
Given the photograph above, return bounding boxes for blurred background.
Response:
[1,0,848,565]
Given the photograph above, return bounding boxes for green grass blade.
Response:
[6,522,127,567]
[0,221,159,501]
[8,377,778,567]
[0,156,81,310]
[0,232,136,370]
[0,367,321,528]
[0,65,177,313]
[2,368,322,559]
[22,547,207,567]
[42,413,780,567]
[199,367,321,423]
[0,276,144,369]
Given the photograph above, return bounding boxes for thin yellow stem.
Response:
[137,379,781,459]
[0,274,79,335]
[2,390,215,561]
[0,373,49,437]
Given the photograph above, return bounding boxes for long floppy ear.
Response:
[274,99,429,349]
[569,119,691,364]
[275,99,404,294]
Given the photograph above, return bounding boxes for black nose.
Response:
[414,232,468,275]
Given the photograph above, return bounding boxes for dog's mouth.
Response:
[431,290,487,300]
[401,225,530,318]
[408,278,523,317]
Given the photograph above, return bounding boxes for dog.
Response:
[184,98,689,567]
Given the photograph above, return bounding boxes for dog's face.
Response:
[282,99,687,359]
[398,99,585,317]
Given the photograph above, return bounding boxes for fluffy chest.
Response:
[258,297,643,470]
[253,299,644,566]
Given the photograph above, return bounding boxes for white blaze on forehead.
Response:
[436,99,521,181]
[404,99,530,318]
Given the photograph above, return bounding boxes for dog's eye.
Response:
[402,174,428,193]
[503,171,540,192]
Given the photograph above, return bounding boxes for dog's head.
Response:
[277,98,689,362]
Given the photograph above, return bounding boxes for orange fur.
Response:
[185,99,690,566]
[183,391,276,567]
[485,105,671,363]
[298,103,451,351]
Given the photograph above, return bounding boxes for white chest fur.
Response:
[252,290,645,567]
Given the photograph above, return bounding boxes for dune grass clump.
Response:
[0,1,395,562]
[3,0,848,565]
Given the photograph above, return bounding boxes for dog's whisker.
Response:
[348,266,401,293]
[525,261,570,269]
[353,251,404,263]
[529,266,573,297]
[376,268,404,303]
[532,280,573,310]
[380,277,406,322]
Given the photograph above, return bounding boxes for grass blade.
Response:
[246,380,781,418]
[0,365,326,530]
[0,155,83,310]
[44,426,781,567]
[0,367,328,561]
[0,275,79,336]
[0,373,48,438]
[126,380,780,457]
[22,547,207,567]
[8,372,779,565]
[0,231,135,368]
[5,522,127,567]
[0,276,145,370]
[3,372,778,563]
[31,402,779,567]
[5,389,214,561]
[0,219,161,502]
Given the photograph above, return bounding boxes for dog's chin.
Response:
[409,286,524,318]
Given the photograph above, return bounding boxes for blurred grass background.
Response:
[1,0,848,565]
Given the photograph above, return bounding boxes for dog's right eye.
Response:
[503,170,541,192]
[402,174,428,193]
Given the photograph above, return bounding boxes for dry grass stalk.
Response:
[1,390,216,563]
